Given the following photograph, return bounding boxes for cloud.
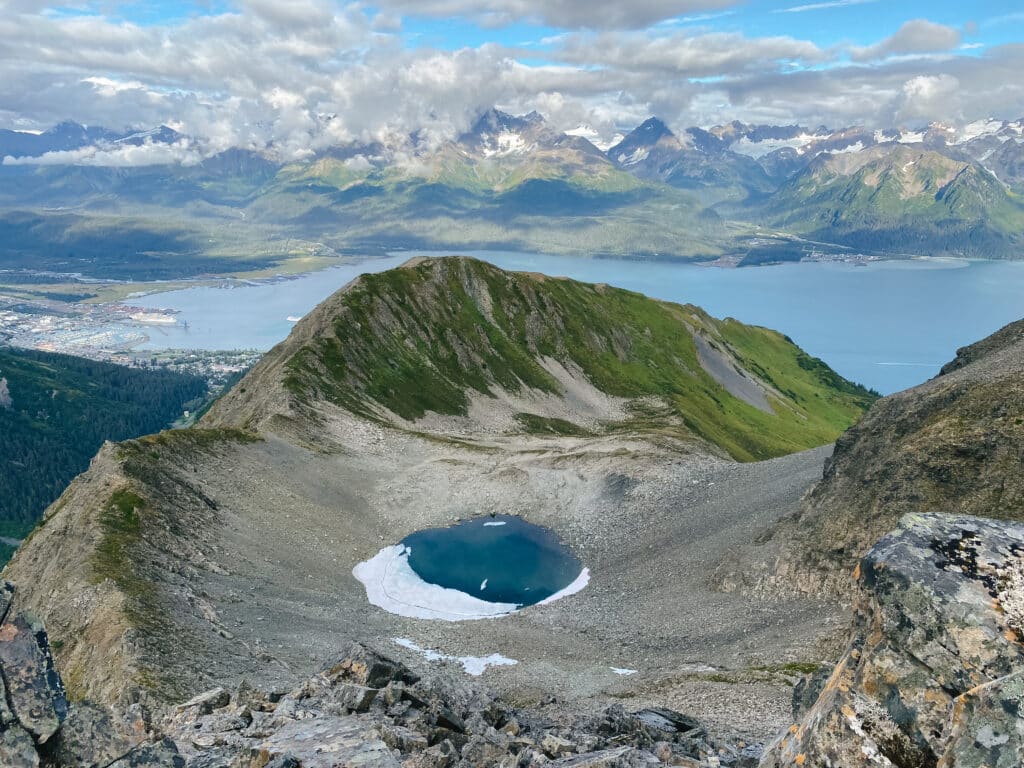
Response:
[0,2,1019,166]
[3,140,203,167]
[775,0,876,14]
[373,0,739,30]
[851,19,962,62]
[557,30,826,76]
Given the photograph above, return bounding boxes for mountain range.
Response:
[1,110,1023,283]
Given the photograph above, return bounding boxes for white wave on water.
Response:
[353,545,518,621]
[393,637,518,676]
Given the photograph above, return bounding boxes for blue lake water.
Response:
[132,251,1024,394]
[401,516,583,607]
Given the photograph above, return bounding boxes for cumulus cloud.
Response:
[373,0,738,30]
[0,2,1019,166]
[851,19,962,61]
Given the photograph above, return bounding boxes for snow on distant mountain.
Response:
[564,125,623,152]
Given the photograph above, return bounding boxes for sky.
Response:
[0,0,1022,163]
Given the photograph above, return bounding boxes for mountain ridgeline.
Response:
[207,257,875,461]
[2,111,1024,286]
[714,316,1024,597]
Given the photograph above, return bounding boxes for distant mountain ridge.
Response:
[1,108,1023,268]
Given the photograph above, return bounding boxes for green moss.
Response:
[514,412,595,437]
[89,489,162,630]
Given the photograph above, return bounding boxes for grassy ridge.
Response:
[283,257,875,460]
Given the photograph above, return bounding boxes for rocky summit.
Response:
[763,514,1024,768]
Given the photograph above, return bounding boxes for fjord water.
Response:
[401,516,583,607]
[133,252,1024,394]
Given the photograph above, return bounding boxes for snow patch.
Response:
[481,131,535,158]
[483,521,507,527]
[611,667,637,676]
[393,638,518,676]
[617,148,649,166]
[537,567,590,605]
[729,134,820,158]
[896,131,925,144]
[354,545,589,620]
[353,545,519,621]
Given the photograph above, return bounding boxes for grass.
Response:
[284,257,876,460]
[514,412,595,437]
[89,489,162,630]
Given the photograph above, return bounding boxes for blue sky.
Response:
[3,0,1023,161]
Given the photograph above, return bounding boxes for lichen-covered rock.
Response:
[939,670,1024,768]
[0,725,39,768]
[0,611,68,743]
[253,716,401,767]
[106,738,185,767]
[324,643,419,689]
[48,701,134,767]
[761,513,1024,767]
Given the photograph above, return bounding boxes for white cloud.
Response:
[4,140,202,167]
[0,2,1018,166]
[851,19,962,62]
[373,0,739,30]
[775,0,876,14]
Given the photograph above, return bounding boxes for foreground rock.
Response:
[761,514,1024,767]
[160,642,759,767]
[0,580,183,767]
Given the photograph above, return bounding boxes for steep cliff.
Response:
[716,317,1024,597]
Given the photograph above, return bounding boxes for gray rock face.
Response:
[716,317,1024,599]
[0,581,185,768]
[0,608,67,744]
[760,514,1024,767]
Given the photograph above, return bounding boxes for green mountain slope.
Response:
[761,144,1024,257]
[0,348,207,551]
[210,256,876,461]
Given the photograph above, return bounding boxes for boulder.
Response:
[761,514,1024,767]
[47,701,134,767]
[325,643,419,689]
[0,726,39,768]
[106,738,185,767]
[254,716,401,768]
[0,612,68,743]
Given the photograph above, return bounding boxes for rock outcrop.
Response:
[0,580,184,767]
[157,641,762,768]
[761,514,1024,767]
[715,317,1024,597]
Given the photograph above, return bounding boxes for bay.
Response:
[132,251,1024,395]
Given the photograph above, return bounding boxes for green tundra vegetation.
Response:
[283,257,877,460]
